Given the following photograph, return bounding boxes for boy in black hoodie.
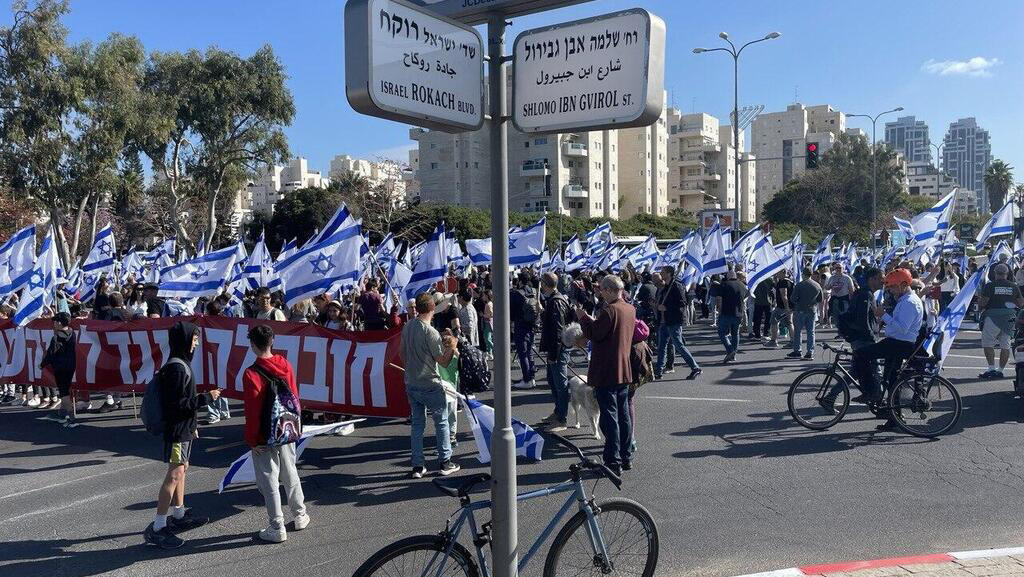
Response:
[144,321,220,549]
[39,312,78,427]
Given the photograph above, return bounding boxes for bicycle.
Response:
[787,342,961,438]
[352,433,659,577]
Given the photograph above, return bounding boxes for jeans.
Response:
[655,323,699,373]
[717,315,741,354]
[207,396,231,419]
[595,384,632,468]
[252,443,307,532]
[546,349,570,423]
[752,304,772,338]
[514,327,535,381]
[792,310,816,354]
[407,385,452,467]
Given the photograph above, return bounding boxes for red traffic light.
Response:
[807,143,817,152]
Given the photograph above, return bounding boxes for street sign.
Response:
[958,222,976,239]
[404,0,594,25]
[511,8,665,134]
[699,209,736,231]
[345,0,484,133]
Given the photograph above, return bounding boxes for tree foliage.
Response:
[262,185,343,251]
[983,159,1013,210]
[764,132,908,241]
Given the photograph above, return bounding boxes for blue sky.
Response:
[11,0,1023,177]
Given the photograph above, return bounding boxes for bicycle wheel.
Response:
[787,369,851,430]
[353,535,479,577]
[889,374,961,438]
[543,497,659,577]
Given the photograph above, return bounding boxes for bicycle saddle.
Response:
[433,473,492,498]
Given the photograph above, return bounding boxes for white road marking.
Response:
[951,546,1024,559]
[644,395,752,403]
[947,354,987,359]
[0,460,151,501]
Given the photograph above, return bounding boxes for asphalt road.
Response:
[2,322,1024,577]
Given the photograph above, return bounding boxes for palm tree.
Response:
[984,159,1014,211]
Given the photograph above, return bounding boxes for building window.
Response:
[535,138,548,145]
[430,143,436,149]
[525,142,530,148]
[431,162,438,169]
[474,162,479,168]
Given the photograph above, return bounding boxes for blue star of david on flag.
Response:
[747,260,760,273]
[508,237,518,250]
[98,239,113,257]
[190,267,209,280]
[83,273,97,286]
[29,270,45,290]
[310,253,335,277]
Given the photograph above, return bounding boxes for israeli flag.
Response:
[975,200,1015,250]
[904,243,934,266]
[991,240,1013,264]
[845,243,859,271]
[616,235,659,272]
[465,238,492,265]
[404,223,447,300]
[893,216,915,243]
[563,234,585,272]
[880,245,901,268]
[684,230,705,283]
[462,397,544,463]
[310,204,354,247]
[375,233,396,260]
[1015,237,1024,257]
[791,244,805,283]
[509,218,546,266]
[276,238,298,264]
[13,230,58,326]
[219,420,362,493]
[276,225,362,307]
[120,249,146,285]
[585,222,614,254]
[702,218,728,277]
[146,237,176,263]
[79,224,117,303]
[158,243,244,299]
[240,231,275,290]
[941,231,961,253]
[911,189,957,246]
[746,236,788,293]
[0,224,36,295]
[730,226,764,264]
[385,259,414,311]
[924,264,987,366]
[812,233,835,269]
[655,234,691,272]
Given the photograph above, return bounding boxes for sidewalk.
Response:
[738,547,1024,577]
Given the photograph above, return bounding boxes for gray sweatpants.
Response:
[252,443,307,532]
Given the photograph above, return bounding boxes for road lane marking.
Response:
[643,395,752,403]
[947,354,987,359]
[0,460,151,501]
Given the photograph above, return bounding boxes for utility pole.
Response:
[847,107,903,250]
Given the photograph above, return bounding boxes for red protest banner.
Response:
[0,317,410,418]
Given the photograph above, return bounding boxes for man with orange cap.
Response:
[840,268,923,429]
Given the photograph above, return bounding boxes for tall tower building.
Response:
[884,115,931,164]
[942,117,992,212]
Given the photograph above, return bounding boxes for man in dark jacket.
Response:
[576,275,636,475]
[40,312,77,427]
[538,272,572,430]
[510,274,537,389]
[144,321,220,550]
[654,266,701,380]
[840,267,883,404]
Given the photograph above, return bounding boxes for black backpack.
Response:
[522,292,540,328]
[250,365,302,446]
[141,358,190,437]
[457,337,491,394]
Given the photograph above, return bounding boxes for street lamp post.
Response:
[694,31,781,224]
[847,107,903,250]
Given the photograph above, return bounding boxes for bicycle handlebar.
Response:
[819,342,851,355]
[547,432,622,490]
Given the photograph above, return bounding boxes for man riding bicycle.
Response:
[855,268,924,430]
[837,267,883,403]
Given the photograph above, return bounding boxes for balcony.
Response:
[678,185,707,197]
[563,142,589,157]
[676,125,703,137]
[702,143,721,152]
[521,161,550,177]
[678,154,705,167]
[702,171,721,181]
[562,184,589,198]
[401,169,416,181]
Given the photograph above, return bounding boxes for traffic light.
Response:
[805,142,819,169]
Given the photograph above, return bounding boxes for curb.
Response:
[733,546,1024,577]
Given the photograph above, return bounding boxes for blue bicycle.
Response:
[352,433,659,577]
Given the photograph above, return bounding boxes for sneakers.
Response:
[258,527,287,543]
[97,402,117,414]
[803,352,813,360]
[207,416,221,425]
[438,461,461,476]
[144,523,185,550]
[48,398,61,409]
[686,368,702,380]
[26,397,41,408]
[512,379,536,390]
[75,401,94,412]
[411,466,426,479]
[978,369,1004,379]
[786,351,803,359]
[292,513,310,531]
[723,351,736,363]
[10,397,24,407]
[663,367,676,375]
[167,509,209,532]
[764,340,779,349]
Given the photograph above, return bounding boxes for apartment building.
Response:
[942,117,992,213]
[750,103,846,214]
[247,157,329,216]
[885,116,932,164]
[618,107,669,218]
[906,161,977,215]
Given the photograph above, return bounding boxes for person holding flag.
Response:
[976,263,1024,379]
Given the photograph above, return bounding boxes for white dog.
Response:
[568,374,601,440]
[562,323,601,439]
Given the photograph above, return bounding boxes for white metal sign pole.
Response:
[486,12,518,577]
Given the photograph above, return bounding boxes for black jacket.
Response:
[160,321,210,443]
[658,280,688,326]
[539,292,570,359]
[839,286,875,345]
[42,329,76,374]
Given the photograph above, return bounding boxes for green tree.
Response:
[138,45,293,253]
[265,186,343,250]
[983,159,1014,211]
[764,131,906,241]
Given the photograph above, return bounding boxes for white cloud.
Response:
[921,56,1000,78]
